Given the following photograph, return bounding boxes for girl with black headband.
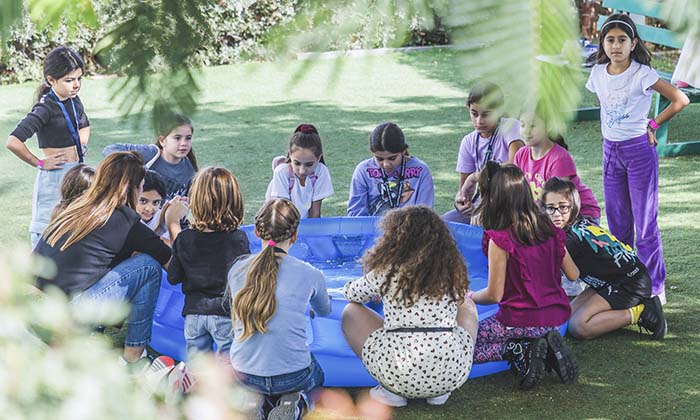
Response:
[6,46,90,248]
[586,13,689,304]
[347,122,434,216]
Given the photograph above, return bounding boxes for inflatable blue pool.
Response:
[150,217,566,387]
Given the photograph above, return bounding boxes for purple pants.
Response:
[603,134,666,296]
[473,315,554,363]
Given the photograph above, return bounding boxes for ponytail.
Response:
[231,199,300,341]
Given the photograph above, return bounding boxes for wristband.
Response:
[37,159,44,169]
[648,119,660,130]
[467,291,474,300]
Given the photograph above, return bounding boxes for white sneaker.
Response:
[369,385,407,407]
[426,392,451,405]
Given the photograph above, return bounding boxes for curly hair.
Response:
[363,206,469,307]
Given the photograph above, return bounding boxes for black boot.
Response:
[501,337,548,390]
[544,330,578,384]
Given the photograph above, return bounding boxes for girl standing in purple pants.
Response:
[586,14,689,304]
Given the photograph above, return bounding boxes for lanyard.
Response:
[380,156,407,209]
[48,89,83,163]
[474,122,500,170]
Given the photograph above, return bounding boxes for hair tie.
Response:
[268,240,276,247]
[602,20,635,37]
[295,124,317,134]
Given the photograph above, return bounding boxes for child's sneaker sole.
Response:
[545,330,578,384]
[268,392,301,420]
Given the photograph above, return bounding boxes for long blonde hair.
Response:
[232,199,300,341]
[43,152,146,250]
[189,167,244,232]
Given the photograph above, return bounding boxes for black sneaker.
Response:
[544,330,578,384]
[638,296,667,340]
[502,337,548,390]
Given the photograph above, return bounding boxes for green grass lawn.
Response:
[1,49,699,419]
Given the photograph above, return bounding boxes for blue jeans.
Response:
[185,314,233,360]
[73,254,162,347]
[238,353,325,396]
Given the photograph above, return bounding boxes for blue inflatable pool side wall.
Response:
[150,217,567,387]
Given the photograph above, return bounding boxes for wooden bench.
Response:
[574,0,700,157]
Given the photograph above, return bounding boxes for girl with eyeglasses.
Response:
[266,124,334,218]
[542,177,666,341]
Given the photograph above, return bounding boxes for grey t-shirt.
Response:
[228,254,331,377]
[102,143,195,199]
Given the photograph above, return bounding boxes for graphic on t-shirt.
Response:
[370,181,414,216]
[571,222,636,269]
[162,176,191,200]
[604,86,631,129]
[524,171,546,200]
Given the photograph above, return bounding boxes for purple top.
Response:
[514,144,601,219]
[482,228,571,328]
[456,117,521,174]
[347,155,434,216]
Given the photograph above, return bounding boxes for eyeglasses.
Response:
[544,204,571,215]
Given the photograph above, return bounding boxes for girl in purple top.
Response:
[514,106,601,222]
[469,162,580,390]
[347,122,434,216]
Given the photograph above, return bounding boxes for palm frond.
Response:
[445,0,582,135]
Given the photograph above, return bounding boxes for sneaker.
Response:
[167,362,197,394]
[369,385,407,407]
[502,338,548,390]
[267,392,302,420]
[638,296,667,340]
[143,355,176,392]
[544,330,578,384]
[426,392,451,405]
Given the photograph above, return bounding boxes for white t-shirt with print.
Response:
[586,61,659,142]
[266,162,334,218]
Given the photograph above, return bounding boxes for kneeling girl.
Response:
[228,199,331,419]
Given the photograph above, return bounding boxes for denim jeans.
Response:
[184,314,233,360]
[238,353,325,396]
[72,254,162,347]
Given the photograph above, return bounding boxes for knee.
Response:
[568,318,594,340]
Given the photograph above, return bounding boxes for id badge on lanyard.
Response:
[380,157,407,209]
[48,89,83,163]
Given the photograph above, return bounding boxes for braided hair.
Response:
[231,199,300,340]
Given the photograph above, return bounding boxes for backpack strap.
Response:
[287,165,317,195]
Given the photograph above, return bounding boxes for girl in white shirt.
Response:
[266,124,334,218]
[586,14,689,304]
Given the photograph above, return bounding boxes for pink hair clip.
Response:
[268,240,277,247]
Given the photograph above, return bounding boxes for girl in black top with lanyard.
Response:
[6,46,90,248]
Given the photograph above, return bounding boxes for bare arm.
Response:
[561,249,580,281]
[308,200,322,218]
[506,140,525,164]
[6,136,67,170]
[79,126,90,156]
[471,239,507,304]
[648,79,690,145]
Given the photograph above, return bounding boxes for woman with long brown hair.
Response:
[341,206,478,407]
[33,151,188,364]
[227,198,331,419]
